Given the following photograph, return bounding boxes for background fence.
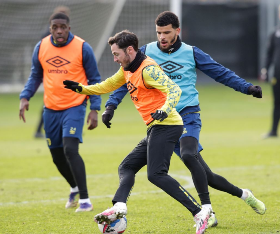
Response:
[0,0,280,92]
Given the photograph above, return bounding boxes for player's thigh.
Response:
[119,137,148,173]
[180,112,201,142]
[147,125,183,173]
[174,138,203,158]
[43,108,63,149]
[62,105,86,143]
[180,136,198,156]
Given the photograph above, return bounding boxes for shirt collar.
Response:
[50,32,74,47]
[124,50,147,73]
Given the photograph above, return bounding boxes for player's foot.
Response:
[75,202,93,212]
[207,211,218,228]
[94,202,127,224]
[193,210,218,229]
[244,189,266,215]
[194,207,211,234]
[65,192,79,209]
[263,132,277,139]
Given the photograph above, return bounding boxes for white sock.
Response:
[70,186,79,193]
[241,189,248,200]
[79,198,91,204]
[115,202,127,209]
[202,204,212,210]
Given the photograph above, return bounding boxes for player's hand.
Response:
[151,110,168,122]
[63,80,82,93]
[19,98,29,123]
[87,110,98,130]
[248,85,262,98]
[102,105,115,128]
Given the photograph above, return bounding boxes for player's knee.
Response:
[147,171,164,185]
[118,162,126,175]
[63,137,79,154]
[181,152,197,168]
[52,156,66,166]
[147,173,156,184]
[207,172,219,187]
[180,142,198,165]
[50,148,67,166]
[63,144,79,160]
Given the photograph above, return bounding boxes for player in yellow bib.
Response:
[64,30,211,234]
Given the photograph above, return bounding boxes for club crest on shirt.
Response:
[69,127,76,135]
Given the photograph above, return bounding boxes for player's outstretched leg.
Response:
[94,202,127,224]
[193,207,211,234]
[243,189,266,215]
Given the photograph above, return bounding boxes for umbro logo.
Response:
[160,61,183,74]
[127,81,138,101]
[46,56,70,68]
[127,81,137,94]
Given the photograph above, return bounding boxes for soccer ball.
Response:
[98,217,127,234]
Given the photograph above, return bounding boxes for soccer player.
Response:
[19,12,101,212]
[261,4,280,138]
[101,11,266,227]
[64,30,211,234]
[34,5,71,139]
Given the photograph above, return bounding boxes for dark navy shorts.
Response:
[174,112,203,157]
[43,104,86,149]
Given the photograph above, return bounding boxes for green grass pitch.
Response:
[0,81,279,233]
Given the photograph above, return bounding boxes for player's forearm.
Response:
[80,70,126,95]
[194,46,252,94]
[161,84,182,114]
[19,73,43,100]
[80,78,123,95]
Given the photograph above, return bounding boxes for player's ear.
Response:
[176,27,181,36]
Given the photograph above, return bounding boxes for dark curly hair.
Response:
[49,12,69,24]
[155,11,180,29]
[108,30,138,51]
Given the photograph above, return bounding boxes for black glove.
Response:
[63,80,82,93]
[102,105,115,128]
[151,110,168,122]
[248,85,262,98]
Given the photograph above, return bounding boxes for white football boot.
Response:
[94,202,127,224]
[194,209,218,229]
[193,207,211,234]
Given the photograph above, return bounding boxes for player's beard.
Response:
[159,34,177,53]
[121,51,131,69]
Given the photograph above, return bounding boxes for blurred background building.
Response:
[0,0,279,92]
